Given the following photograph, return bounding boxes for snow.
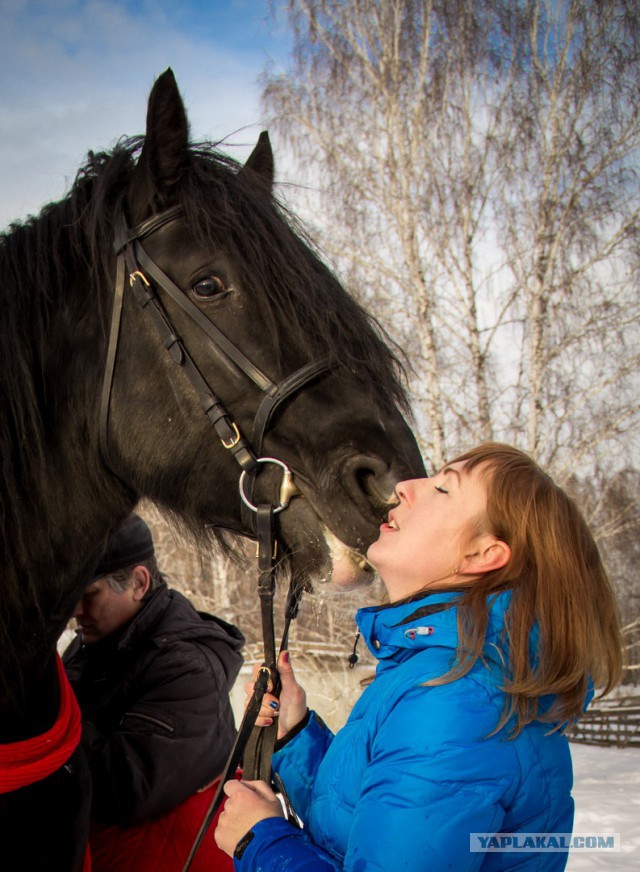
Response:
[57,628,76,654]
[568,743,640,869]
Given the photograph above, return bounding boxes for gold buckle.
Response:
[221,422,241,449]
[255,541,278,559]
[129,270,151,287]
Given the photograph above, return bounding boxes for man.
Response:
[63,512,244,870]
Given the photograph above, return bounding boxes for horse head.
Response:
[103,69,425,589]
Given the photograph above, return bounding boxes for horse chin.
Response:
[320,527,377,592]
[277,497,377,591]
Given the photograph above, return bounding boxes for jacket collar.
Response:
[356,589,512,665]
[114,582,171,652]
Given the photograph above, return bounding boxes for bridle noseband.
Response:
[99,205,334,866]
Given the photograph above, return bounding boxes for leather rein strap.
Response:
[99,206,329,868]
[182,505,304,872]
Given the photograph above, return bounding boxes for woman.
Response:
[215,443,622,871]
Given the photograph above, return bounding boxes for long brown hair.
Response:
[427,443,622,734]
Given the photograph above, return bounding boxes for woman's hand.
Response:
[245,650,308,740]
[215,779,284,856]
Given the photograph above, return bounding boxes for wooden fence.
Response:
[569,696,640,748]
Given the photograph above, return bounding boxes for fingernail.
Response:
[283,651,290,664]
[269,701,279,710]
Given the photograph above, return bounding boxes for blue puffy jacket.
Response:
[235,590,576,871]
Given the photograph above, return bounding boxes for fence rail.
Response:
[569,696,640,748]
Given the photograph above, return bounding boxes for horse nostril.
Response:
[343,455,398,516]
[358,469,395,513]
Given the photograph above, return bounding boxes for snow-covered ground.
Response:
[568,743,639,869]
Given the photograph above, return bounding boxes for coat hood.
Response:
[123,586,244,685]
[356,588,512,668]
[69,584,245,690]
[357,588,594,715]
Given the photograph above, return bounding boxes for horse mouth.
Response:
[246,462,393,588]
[276,475,382,589]
[321,527,377,590]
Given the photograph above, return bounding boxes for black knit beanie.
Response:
[92,513,155,579]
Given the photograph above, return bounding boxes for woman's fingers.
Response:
[243,684,280,712]
[254,694,280,726]
[216,780,283,855]
[242,676,281,725]
[242,655,306,735]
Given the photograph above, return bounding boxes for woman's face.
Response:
[367,461,490,601]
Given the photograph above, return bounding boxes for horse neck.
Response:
[0,211,137,716]
[0,272,135,735]
[0,652,59,743]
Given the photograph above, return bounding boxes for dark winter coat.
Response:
[63,584,244,826]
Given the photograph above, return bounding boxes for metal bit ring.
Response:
[239,457,293,514]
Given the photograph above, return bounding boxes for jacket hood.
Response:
[92,584,245,687]
[118,585,243,646]
[356,589,512,668]
[357,589,594,715]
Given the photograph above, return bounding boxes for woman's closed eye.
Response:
[435,485,449,494]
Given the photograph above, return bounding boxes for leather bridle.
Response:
[99,205,333,866]
[101,204,332,491]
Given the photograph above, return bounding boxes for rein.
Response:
[100,205,330,868]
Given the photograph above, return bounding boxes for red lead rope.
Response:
[0,654,82,793]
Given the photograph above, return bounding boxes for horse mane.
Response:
[1,144,133,591]
[179,142,410,410]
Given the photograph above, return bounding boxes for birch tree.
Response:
[263,0,640,478]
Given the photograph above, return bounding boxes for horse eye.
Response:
[192,276,227,299]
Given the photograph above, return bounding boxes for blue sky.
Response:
[0,0,292,228]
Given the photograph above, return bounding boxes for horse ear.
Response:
[130,68,190,220]
[241,131,274,192]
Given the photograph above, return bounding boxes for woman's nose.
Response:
[395,479,414,503]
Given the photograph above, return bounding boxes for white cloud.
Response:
[0,0,284,227]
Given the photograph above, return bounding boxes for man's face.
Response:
[73,576,141,643]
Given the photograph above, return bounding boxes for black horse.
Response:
[0,69,424,868]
